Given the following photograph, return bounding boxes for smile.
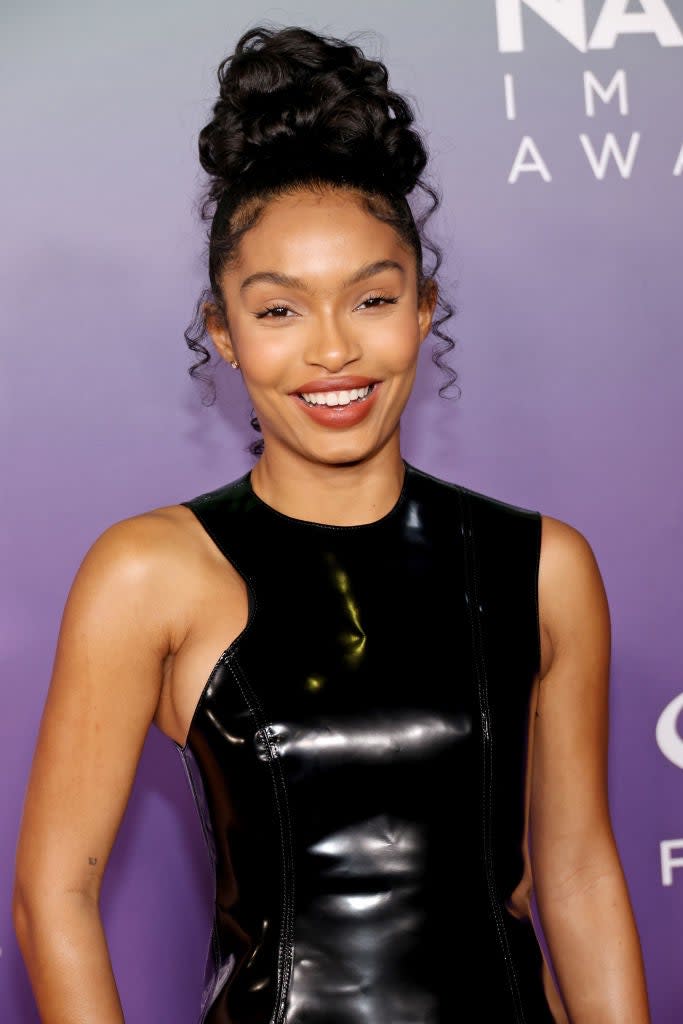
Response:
[298,384,375,407]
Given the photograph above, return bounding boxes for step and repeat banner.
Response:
[2,2,681,1020]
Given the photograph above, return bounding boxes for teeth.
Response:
[300,385,372,407]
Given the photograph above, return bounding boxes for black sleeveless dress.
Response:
[173,460,558,1023]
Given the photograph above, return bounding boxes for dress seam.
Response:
[174,745,221,1023]
[459,488,528,1024]
[227,654,296,1023]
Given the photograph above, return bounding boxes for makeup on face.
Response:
[289,376,382,429]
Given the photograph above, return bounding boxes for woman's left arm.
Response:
[530,515,652,1023]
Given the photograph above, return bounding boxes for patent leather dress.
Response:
[174,460,559,1023]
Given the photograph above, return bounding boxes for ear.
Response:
[203,300,238,365]
[417,278,438,344]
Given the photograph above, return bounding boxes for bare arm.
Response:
[12,513,182,1023]
[530,516,651,1023]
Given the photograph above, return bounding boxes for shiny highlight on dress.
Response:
[175,461,557,1023]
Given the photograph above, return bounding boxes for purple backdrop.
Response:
[2,2,682,1021]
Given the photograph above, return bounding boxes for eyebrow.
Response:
[239,258,406,294]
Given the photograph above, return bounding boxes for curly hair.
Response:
[184,24,460,456]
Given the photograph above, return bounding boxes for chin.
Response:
[304,440,379,467]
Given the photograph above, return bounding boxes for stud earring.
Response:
[230,359,240,369]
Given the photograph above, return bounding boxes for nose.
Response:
[303,315,362,372]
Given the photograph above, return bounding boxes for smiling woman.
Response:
[182,28,456,468]
[12,21,651,1024]
[193,183,440,480]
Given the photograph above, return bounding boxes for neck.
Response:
[248,442,407,528]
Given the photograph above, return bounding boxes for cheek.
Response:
[374,325,422,374]
[239,338,292,388]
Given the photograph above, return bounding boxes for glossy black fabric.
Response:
[174,461,557,1023]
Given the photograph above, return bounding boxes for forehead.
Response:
[232,188,411,280]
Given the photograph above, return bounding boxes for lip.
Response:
[291,380,381,429]
[290,375,379,395]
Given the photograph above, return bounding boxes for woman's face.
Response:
[208,186,437,467]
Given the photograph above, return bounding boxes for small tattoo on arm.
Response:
[88,857,98,865]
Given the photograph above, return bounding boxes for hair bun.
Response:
[198,25,428,202]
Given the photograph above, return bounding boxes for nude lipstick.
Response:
[290,375,381,429]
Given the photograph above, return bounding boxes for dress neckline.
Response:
[246,459,411,530]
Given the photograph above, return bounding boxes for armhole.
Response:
[533,511,543,680]
[173,501,258,752]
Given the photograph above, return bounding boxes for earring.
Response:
[230,359,240,369]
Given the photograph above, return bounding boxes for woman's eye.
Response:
[358,294,399,310]
[255,304,295,319]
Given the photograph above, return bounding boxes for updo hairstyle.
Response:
[184,24,459,455]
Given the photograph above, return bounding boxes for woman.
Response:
[12,24,650,1024]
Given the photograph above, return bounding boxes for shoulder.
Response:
[408,462,536,512]
[64,503,215,650]
[538,514,607,616]
[72,467,253,607]
[76,503,204,584]
[407,462,541,548]
[407,463,609,664]
[539,513,599,576]
[537,513,610,674]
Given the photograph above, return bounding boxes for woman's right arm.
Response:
[12,513,181,1023]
